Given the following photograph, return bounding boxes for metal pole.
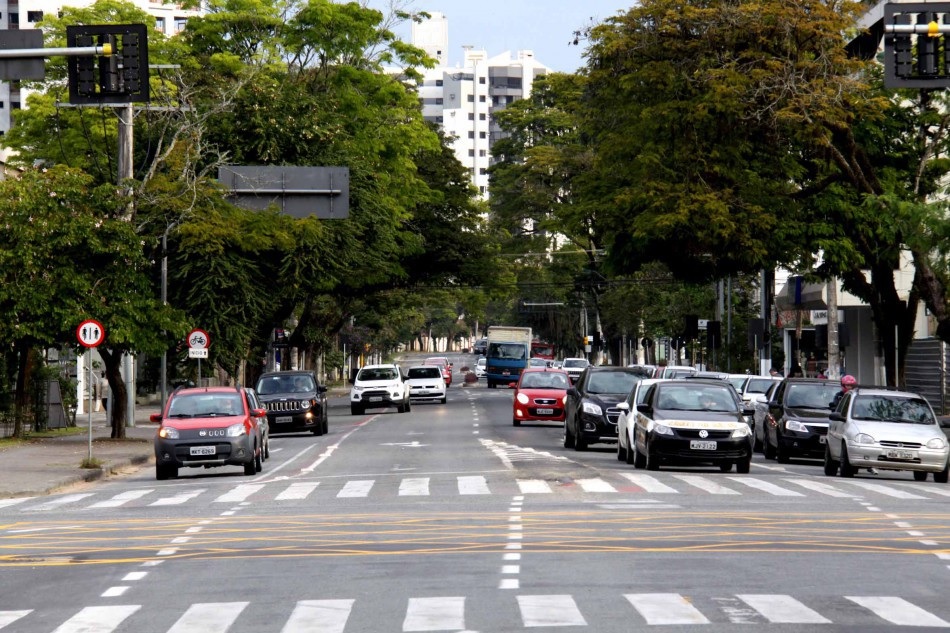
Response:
[119,103,136,427]
[87,351,93,462]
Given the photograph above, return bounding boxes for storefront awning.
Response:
[775,276,827,310]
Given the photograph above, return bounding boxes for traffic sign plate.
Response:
[76,319,105,348]
[188,348,209,359]
[188,328,210,349]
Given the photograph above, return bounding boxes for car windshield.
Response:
[852,395,935,424]
[520,372,570,390]
[563,359,588,369]
[587,371,641,394]
[168,394,243,417]
[729,376,748,390]
[489,343,526,360]
[407,367,442,379]
[745,378,776,394]
[358,368,397,381]
[528,358,548,366]
[476,358,486,367]
[786,383,841,409]
[656,385,738,412]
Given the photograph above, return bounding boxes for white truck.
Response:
[486,326,533,388]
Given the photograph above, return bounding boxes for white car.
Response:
[617,378,665,465]
[405,365,447,404]
[475,357,487,379]
[562,357,590,382]
[350,364,411,415]
[825,387,950,481]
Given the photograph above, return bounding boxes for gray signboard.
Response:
[0,30,45,80]
[218,166,349,219]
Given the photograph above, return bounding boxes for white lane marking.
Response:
[276,482,319,501]
[728,477,803,496]
[895,521,913,529]
[842,481,928,500]
[846,596,950,627]
[0,498,33,509]
[122,572,147,581]
[673,475,740,495]
[150,490,206,506]
[737,594,831,623]
[618,473,679,493]
[502,565,520,574]
[167,602,248,633]
[403,597,465,632]
[782,478,857,498]
[399,478,430,496]
[101,586,128,598]
[504,553,521,560]
[170,537,190,544]
[51,605,140,633]
[458,475,491,495]
[213,484,264,503]
[300,419,372,473]
[90,489,154,508]
[338,480,374,498]
[280,599,354,633]
[30,494,95,511]
[577,478,616,493]
[625,593,710,624]
[500,579,519,589]
[0,610,31,628]
[518,595,587,627]
[517,479,552,494]
[156,549,177,557]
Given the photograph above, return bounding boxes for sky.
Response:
[366,1,636,73]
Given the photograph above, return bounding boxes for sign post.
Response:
[188,329,210,383]
[76,319,105,462]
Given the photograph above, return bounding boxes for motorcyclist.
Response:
[830,374,856,410]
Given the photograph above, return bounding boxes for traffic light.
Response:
[67,24,149,104]
[706,320,721,349]
[883,3,950,88]
[894,13,913,77]
[121,31,142,93]
[684,314,699,340]
[98,34,120,93]
[918,12,939,76]
[72,34,97,99]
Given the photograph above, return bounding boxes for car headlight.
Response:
[516,393,530,404]
[732,425,751,438]
[927,437,948,449]
[853,433,875,445]
[652,423,674,436]
[582,401,603,416]
[352,386,363,392]
[159,426,179,439]
[226,423,247,437]
[785,420,809,432]
[562,395,568,405]
[299,400,312,408]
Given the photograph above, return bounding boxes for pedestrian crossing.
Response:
[4,593,950,630]
[2,473,949,512]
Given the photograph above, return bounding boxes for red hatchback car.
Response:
[513,368,572,426]
[424,357,453,387]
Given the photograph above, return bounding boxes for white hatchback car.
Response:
[616,378,665,465]
[825,387,950,482]
[350,364,411,415]
[475,357,487,379]
[405,365,447,404]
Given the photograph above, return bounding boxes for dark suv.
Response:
[763,378,841,462]
[254,371,329,436]
[564,367,643,450]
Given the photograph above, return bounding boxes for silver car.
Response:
[616,378,665,465]
[824,388,950,482]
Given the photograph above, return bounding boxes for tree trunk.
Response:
[12,343,34,438]
[98,348,127,439]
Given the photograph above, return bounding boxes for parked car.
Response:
[737,375,783,404]
[244,387,269,460]
[151,386,264,480]
[654,365,698,379]
[474,357,487,379]
[528,357,551,368]
[763,378,841,462]
[627,364,657,378]
[513,367,572,426]
[564,366,644,450]
[405,365,447,404]
[473,338,488,355]
[617,378,665,464]
[561,357,590,382]
[254,370,328,436]
[350,364,411,415]
[825,387,950,481]
[629,379,755,472]
[423,357,453,387]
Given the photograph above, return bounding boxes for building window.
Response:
[26,10,42,22]
[155,17,165,31]
[174,17,188,32]
[435,79,443,86]
[508,96,516,104]
[479,150,487,157]
[468,131,474,139]
[492,96,499,105]
[468,113,474,121]
[479,131,486,139]
[479,77,486,84]
[9,13,19,27]
[11,101,21,110]
[480,168,487,175]
[467,95,474,102]
[479,95,486,102]
[480,185,486,194]
[435,97,443,104]
[435,116,443,123]
[468,149,475,157]
[479,113,486,121]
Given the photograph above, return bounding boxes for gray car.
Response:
[824,387,950,481]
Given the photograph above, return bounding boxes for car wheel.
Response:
[322,417,329,434]
[513,418,520,426]
[839,443,856,478]
[633,441,646,469]
[617,437,627,462]
[244,456,257,476]
[936,460,950,484]
[625,437,636,465]
[312,420,324,436]
[736,454,752,474]
[440,396,447,404]
[823,445,839,476]
[913,470,928,482]
[563,422,575,449]
[156,464,177,480]
[644,441,660,471]
[254,447,263,473]
[775,438,790,464]
[405,400,411,413]
[753,431,764,454]
[764,433,776,460]
[264,440,270,460]
[719,462,733,473]
[574,433,587,451]
[351,404,363,416]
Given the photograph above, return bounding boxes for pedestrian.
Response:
[769,367,783,377]
[789,363,804,378]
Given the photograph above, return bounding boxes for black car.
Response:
[473,338,488,355]
[763,378,841,462]
[564,367,644,450]
[254,371,329,436]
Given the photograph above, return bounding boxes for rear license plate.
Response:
[536,408,554,415]
[190,446,215,456]
[690,441,717,451]
[887,449,915,460]
[819,435,827,444]
[502,371,510,376]
[275,416,292,424]
[369,397,383,402]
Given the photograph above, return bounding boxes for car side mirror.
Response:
[829,412,844,422]
[149,413,162,423]
[636,403,652,414]
[742,407,755,417]
[252,408,267,417]
[317,385,328,393]
[567,388,578,397]
[767,400,779,408]
[753,394,767,403]
[616,402,630,411]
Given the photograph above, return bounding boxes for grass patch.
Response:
[0,426,85,449]
[80,457,103,469]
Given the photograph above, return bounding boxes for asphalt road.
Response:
[2,352,950,632]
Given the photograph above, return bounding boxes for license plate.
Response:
[503,371,510,376]
[690,441,717,451]
[275,416,292,424]
[887,449,915,460]
[416,389,430,394]
[536,408,554,415]
[819,435,827,444]
[190,446,215,456]
[369,397,383,402]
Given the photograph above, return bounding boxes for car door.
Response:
[565,368,589,435]
[826,391,852,458]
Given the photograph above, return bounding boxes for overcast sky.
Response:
[366,1,636,73]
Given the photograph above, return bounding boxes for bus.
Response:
[530,340,556,361]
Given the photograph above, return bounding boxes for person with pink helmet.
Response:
[830,374,856,410]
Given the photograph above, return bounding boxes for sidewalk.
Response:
[0,404,161,498]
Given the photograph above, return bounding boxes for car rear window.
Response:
[408,367,442,379]
[786,383,840,409]
[587,371,640,394]
[852,395,935,423]
[520,372,569,390]
[358,368,397,381]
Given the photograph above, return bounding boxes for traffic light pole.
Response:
[0,44,111,58]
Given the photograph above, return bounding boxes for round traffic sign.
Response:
[188,328,210,349]
[76,319,105,348]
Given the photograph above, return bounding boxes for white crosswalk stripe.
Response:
[517,479,553,494]
[275,482,320,501]
[150,489,206,506]
[0,498,33,509]
[727,477,804,496]
[673,475,740,495]
[782,478,858,498]
[337,480,373,498]
[618,473,679,493]
[841,481,929,500]
[90,489,154,508]
[458,475,491,495]
[213,484,265,503]
[12,593,950,631]
[29,493,95,511]
[398,478,430,496]
[576,478,616,493]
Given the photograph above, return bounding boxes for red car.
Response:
[424,357,453,387]
[513,368,571,426]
